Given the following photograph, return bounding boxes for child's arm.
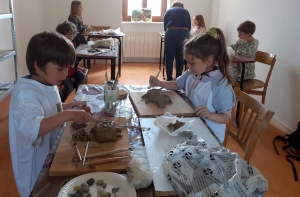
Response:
[195,106,231,124]
[38,109,97,137]
[149,75,179,90]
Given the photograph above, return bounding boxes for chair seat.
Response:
[234,79,264,90]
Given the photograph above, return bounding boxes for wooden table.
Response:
[75,44,118,80]
[82,32,124,77]
[231,54,256,126]
[45,85,220,197]
[159,32,166,79]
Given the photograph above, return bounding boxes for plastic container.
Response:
[119,107,132,120]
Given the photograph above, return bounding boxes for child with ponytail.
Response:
[149,28,235,142]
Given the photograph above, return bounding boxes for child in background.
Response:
[68,0,88,48]
[56,21,87,102]
[228,20,259,82]
[190,14,207,37]
[149,28,235,142]
[9,31,97,197]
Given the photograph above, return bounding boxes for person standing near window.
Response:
[164,1,191,81]
[68,1,88,48]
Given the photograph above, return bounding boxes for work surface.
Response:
[129,90,195,117]
[49,117,130,176]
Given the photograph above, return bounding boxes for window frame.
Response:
[122,0,167,22]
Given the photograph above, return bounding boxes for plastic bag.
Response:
[163,136,268,197]
[126,146,164,189]
[227,46,235,58]
[154,112,194,136]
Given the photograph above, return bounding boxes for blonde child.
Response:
[149,28,235,142]
[228,20,259,82]
[9,31,96,197]
[190,14,206,37]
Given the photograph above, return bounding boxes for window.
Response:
[123,0,167,22]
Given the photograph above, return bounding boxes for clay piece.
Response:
[141,89,172,108]
[71,122,87,130]
[90,120,123,143]
[167,120,185,132]
[72,128,90,141]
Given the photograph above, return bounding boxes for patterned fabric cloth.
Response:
[228,38,259,82]
[190,26,206,37]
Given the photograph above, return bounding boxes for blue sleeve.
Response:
[176,70,191,90]
[212,77,236,114]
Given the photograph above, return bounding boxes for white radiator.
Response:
[123,32,162,59]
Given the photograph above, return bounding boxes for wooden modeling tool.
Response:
[148,66,165,89]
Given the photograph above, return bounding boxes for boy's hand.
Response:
[149,75,161,87]
[63,101,86,110]
[195,106,212,120]
[66,109,98,124]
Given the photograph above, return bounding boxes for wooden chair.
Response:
[91,25,110,69]
[224,88,274,162]
[233,50,276,104]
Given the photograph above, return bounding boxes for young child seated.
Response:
[9,31,97,197]
[149,28,235,142]
[56,21,87,102]
[228,20,259,82]
[190,14,206,37]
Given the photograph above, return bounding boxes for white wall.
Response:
[210,0,300,132]
[0,0,45,78]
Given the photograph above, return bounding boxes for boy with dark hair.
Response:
[229,20,259,82]
[9,31,96,197]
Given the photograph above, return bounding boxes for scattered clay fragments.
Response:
[90,120,123,143]
[72,129,90,141]
[71,122,87,130]
[167,120,185,132]
[141,89,172,108]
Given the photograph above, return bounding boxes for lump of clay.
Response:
[90,120,122,143]
[167,120,185,132]
[141,89,172,108]
[71,122,87,130]
[72,128,90,141]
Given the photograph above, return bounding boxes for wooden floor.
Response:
[0,63,299,196]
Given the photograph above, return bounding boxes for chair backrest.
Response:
[91,25,110,31]
[225,88,274,162]
[255,50,276,91]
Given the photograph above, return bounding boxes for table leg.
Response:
[117,38,122,77]
[235,62,245,127]
[83,58,86,68]
[111,58,116,80]
[159,37,163,70]
[87,59,91,69]
[163,48,166,80]
[74,61,78,92]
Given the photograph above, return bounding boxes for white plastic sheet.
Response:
[163,136,268,197]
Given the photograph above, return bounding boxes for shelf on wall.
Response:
[0,50,16,62]
[0,13,12,20]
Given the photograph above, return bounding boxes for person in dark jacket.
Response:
[164,1,191,81]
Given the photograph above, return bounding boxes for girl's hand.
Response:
[63,101,87,110]
[66,109,98,124]
[149,75,160,87]
[195,106,212,119]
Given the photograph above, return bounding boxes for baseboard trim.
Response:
[271,116,293,134]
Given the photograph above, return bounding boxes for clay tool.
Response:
[73,143,82,161]
[148,66,165,89]
[82,141,89,165]
[76,156,129,167]
[85,148,129,159]
[105,71,109,82]
[118,125,150,131]
[112,71,120,90]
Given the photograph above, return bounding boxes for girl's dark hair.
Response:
[194,14,206,29]
[237,20,256,35]
[70,1,83,22]
[26,31,75,75]
[56,21,77,35]
[184,28,231,84]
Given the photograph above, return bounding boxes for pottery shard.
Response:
[167,120,185,132]
[141,89,172,108]
[90,120,122,143]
